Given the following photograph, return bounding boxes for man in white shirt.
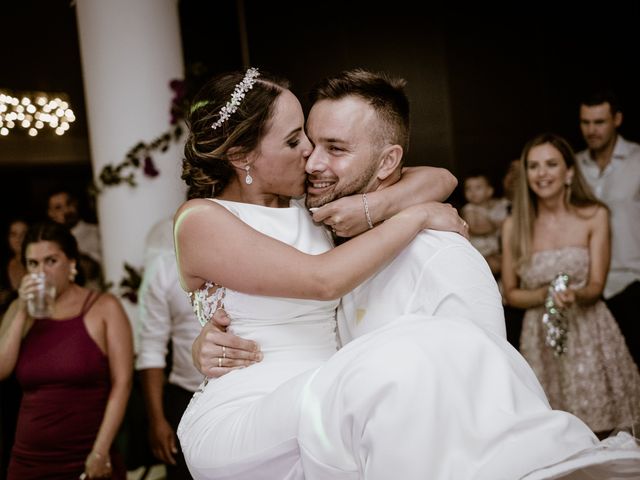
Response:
[47,189,104,289]
[575,89,640,366]
[136,217,202,479]
[47,189,102,263]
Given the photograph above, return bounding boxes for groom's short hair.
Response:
[309,69,410,155]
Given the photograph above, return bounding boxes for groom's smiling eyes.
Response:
[328,145,346,153]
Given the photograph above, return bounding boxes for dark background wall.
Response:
[1,1,639,238]
[182,1,640,204]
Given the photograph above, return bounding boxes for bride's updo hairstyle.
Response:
[182,68,290,198]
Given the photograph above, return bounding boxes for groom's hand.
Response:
[192,309,263,378]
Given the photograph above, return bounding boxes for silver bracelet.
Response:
[362,193,374,229]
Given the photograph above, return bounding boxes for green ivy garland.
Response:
[119,262,143,304]
[89,78,186,195]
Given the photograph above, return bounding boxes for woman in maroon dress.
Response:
[0,221,133,479]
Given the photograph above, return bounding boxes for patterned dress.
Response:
[519,246,640,432]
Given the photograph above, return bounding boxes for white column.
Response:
[76,0,186,343]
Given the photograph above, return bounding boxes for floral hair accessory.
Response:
[211,67,260,130]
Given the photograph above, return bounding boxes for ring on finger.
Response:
[218,357,222,368]
[222,345,226,359]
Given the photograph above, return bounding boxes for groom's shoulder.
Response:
[415,229,472,249]
[413,229,488,265]
[411,230,498,290]
[402,230,476,267]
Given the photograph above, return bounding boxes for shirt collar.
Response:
[612,135,632,160]
[582,134,630,165]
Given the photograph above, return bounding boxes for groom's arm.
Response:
[192,310,263,378]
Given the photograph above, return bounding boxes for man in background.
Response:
[47,188,102,263]
[576,89,640,366]
[136,217,202,479]
[47,188,104,290]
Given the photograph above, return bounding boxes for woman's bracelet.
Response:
[88,450,112,467]
[80,451,112,479]
[362,193,374,229]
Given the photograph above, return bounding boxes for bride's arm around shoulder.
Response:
[313,166,458,237]
[174,199,432,301]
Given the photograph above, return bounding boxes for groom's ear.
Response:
[376,144,404,181]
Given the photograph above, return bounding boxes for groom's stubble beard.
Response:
[305,156,380,209]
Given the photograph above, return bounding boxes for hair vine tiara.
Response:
[211,67,260,130]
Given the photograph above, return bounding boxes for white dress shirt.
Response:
[338,229,506,345]
[71,220,102,263]
[576,135,640,298]
[135,250,203,392]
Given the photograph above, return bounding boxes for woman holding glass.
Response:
[0,221,133,479]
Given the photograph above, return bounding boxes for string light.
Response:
[0,91,76,137]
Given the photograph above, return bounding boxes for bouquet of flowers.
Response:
[541,272,570,356]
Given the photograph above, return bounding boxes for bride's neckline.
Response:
[209,197,301,210]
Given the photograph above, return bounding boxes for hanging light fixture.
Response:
[0,90,76,137]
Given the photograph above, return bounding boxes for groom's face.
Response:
[304,97,381,208]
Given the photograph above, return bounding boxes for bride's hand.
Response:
[310,195,369,238]
[413,202,469,239]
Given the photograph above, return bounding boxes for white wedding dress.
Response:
[178,198,338,479]
[177,198,640,480]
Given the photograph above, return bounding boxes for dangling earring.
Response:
[244,165,253,185]
[69,264,78,282]
[565,178,572,204]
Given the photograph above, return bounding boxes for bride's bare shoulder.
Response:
[175,198,221,223]
[176,197,215,214]
[174,198,237,241]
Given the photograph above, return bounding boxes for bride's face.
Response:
[251,90,312,197]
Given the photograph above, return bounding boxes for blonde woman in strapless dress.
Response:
[502,132,640,437]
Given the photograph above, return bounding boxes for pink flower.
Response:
[143,156,159,177]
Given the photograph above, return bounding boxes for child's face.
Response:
[464,177,494,205]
